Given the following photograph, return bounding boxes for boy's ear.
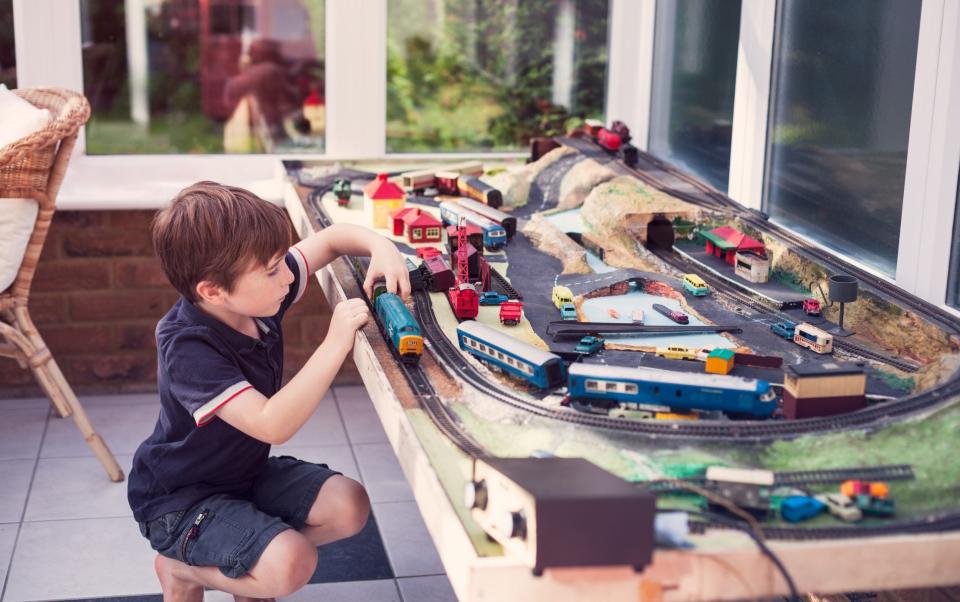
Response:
[195,280,227,305]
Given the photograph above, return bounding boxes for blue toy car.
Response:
[560,302,578,321]
[770,321,798,339]
[479,291,509,305]
[574,335,604,355]
[780,495,826,523]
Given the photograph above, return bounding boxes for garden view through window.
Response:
[648,0,741,193]
[763,0,920,277]
[387,0,610,152]
[80,0,325,154]
[948,170,960,309]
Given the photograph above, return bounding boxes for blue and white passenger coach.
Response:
[456,320,565,389]
[439,201,507,250]
[567,363,777,418]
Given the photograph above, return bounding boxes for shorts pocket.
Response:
[181,510,255,568]
[142,509,185,552]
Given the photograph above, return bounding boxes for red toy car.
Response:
[803,298,822,317]
[499,300,523,326]
[597,128,622,152]
[416,246,442,260]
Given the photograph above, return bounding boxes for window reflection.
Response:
[649,0,741,192]
[764,0,920,277]
[0,0,14,88]
[387,0,610,152]
[80,0,325,154]
[948,173,960,308]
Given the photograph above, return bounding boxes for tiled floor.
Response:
[0,387,456,602]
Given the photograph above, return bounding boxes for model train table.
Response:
[282,151,960,601]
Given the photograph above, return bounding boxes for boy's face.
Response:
[201,253,295,318]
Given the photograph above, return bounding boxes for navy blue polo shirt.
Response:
[128,248,310,522]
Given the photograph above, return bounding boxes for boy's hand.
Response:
[363,237,411,300]
[327,298,370,354]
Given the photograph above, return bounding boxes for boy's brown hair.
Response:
[153,181,292,303]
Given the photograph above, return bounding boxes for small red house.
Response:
[389,207,442,244]
[702,226,765,266]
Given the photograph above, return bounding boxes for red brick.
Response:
[109,210,157,231]
[43,324,115,355]
[32,260,112,292]
[282,318,304,346]
[301,315,332,343]
[38,231,62,261]
[62,353,155,384]
[116,323,158,350]
[0,360,37,387]
[63,229,154,257]
[115,258,171,289]
[53,211,109,229]
[69,290,170,321]
[28,295,69,324]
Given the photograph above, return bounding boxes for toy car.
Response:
[552,285,574,309]
[560,302,577,321]
[416,246,442,260]
[479,291,509,305]
[652,303,689,324]
[854,494,895,517]
[574,335,604,355]
[770,321,798,339]
[499,300,523,326]
[841,480,890,499]
[803,298,822,316]
[816,493,862,522]
[781,495,826,523]
[655,345,698,361]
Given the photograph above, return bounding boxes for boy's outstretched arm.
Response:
[294,223,411,299]
[213,297,371,445]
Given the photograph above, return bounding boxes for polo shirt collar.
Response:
[177,298,279,352]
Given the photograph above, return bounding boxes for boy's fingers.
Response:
[386,274,398,295]
[399,273,411,300]
[362,274,373,298]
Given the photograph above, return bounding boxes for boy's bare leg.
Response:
[154,529,317,600]
[298,475,371,546]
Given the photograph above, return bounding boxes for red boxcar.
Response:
[423,255,455,292]
[499,300,523,326]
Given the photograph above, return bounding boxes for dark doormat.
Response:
[55,513,393,601]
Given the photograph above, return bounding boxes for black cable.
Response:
[674,509,800,601]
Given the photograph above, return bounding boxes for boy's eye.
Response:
[268,268,280,276]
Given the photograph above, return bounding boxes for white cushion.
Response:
[0,84,52,149]
[0,197,39,292]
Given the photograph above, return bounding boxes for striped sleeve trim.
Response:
[193,381,254,426]
[291,246,310,304]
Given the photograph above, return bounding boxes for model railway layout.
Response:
[294,127,960,542]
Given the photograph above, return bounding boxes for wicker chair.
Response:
[0,88,123,482]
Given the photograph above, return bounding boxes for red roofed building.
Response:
[389,207,442,243]
[446,224,484,255]
[364,173,406,229]
[702,225,765,265]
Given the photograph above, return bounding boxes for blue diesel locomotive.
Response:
[372,285,423,364]
[567,363,777,418]
[456,320,565,389]
[439,201,507,250]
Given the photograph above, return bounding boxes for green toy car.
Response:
[560,302,577,321]
[574,335,604,355]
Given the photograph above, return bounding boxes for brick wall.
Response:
[0,209,358,399]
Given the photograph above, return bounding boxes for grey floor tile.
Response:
[373,502,444,578]
[24,455,134,521]
[0,523,18,593]
[3,517,160,602]
[0,397,49,411]
[279,579,401,602]
[0,460,34,523]
[281,394,349,448]
[0,406,48,461]
[270,444,362,484]
[397,575,457,602]
[40,403,159,458]
[353,444,413,503]
[336,392,388,445]
[333,385,372,406]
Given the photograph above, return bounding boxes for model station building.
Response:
[364,173,406,229]
[782,361,867,419]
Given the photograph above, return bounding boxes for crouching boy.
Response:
[128,181,410,601]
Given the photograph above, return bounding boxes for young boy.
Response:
[128,181,410,601]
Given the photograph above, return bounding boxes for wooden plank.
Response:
[284,179,960,601]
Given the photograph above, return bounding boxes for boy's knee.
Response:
[258,530,317,596]
[339,478,371,536]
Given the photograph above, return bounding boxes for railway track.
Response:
[644,464,915,492]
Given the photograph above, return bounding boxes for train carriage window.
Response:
[586,380,599,391]
[605,382,617,392]
[624,384,638,394]
[387,0,610,152]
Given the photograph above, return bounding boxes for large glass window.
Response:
[0,0,15,88]
[387,0,610,153]
[764,0,921,277]
[648,0,741,192]
[80,0,325,154]
[948,171,960,309]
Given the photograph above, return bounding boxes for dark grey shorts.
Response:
[138,455,341,578]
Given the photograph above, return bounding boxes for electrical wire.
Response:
[681,509,800,601]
